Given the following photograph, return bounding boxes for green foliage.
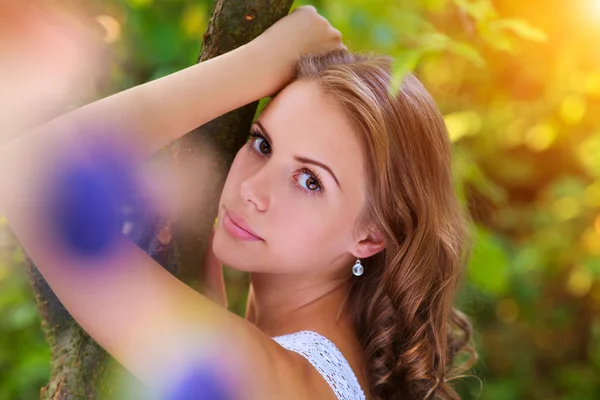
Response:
[2,0,600,398]
[468,226,510,296]
[0,234,49,400]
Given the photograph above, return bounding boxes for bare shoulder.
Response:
[217,325,336,400]
[258,328,369,400]
[264,339,339,400]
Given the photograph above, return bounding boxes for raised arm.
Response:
[0,5,344,165]
[0,6,344,398]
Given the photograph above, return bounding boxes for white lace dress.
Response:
[272,330,367,400]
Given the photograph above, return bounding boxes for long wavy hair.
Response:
[295,50,477,399]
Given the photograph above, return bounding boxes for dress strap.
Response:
[272,330,366,400]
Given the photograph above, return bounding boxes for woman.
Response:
[0,6,476,400]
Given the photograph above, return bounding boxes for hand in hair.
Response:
[254,6,346,86]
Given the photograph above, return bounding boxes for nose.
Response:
[240,166,271,212]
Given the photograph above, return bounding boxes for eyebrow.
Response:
[254,120,341,189]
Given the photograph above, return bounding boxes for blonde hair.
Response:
[295,50,477,399]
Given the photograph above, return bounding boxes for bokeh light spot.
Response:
[496,298,519,323]
[586,69,600,97]
[551,197,581,221]
[581,228,600,255]
[578,134,600,178]
[585,182,600,208]
[444,111,482,142]
[422,58,453,88]
[96,15,121,43]
[182,5,207,39]
[567,265,593,297]
[525,122,557,152]
[559,95,587,125]
[504,118,526,148]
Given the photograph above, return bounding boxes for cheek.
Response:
[269,206,350,262]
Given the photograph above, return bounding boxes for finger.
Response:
[332,28,342,40]
[293,5,316,14]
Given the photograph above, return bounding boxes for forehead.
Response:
[259,81,365,193]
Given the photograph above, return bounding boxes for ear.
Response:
[354,227,386,259]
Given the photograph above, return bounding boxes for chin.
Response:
[212,227,258,273]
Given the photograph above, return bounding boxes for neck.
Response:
[245,271,353,337]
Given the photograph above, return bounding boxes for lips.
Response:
[225,208,263,240]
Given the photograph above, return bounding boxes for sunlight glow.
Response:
[593,0,600,16]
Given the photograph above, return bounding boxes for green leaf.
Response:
[451,0,497,21]
[494,18,548,42]
[390,49,423,95]
[447,41,486,68]
[418,33,485,67]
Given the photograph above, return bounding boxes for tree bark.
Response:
[170,0,294,284]
[22,1,294,398]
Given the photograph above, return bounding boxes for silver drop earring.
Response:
[352,253,364,276]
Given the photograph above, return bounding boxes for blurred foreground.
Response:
[1,0,600,399]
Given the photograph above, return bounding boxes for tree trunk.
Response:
[23,1,293,398]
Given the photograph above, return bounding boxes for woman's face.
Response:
[213,80,368,277]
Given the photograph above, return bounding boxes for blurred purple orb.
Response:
[163,362,234,400]
[47,140,143,256]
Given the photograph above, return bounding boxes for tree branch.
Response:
[23,1,293,398]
